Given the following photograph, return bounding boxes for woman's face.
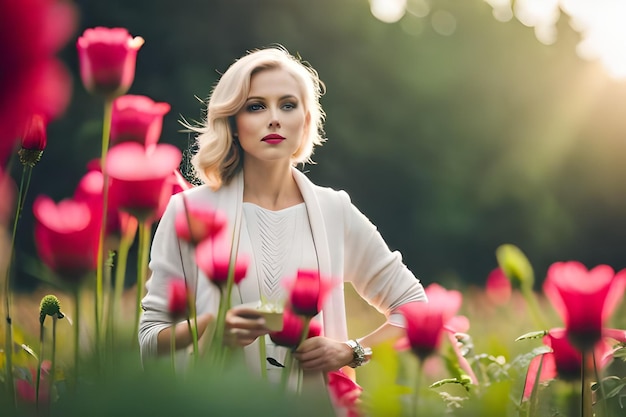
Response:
[235,68,309,166]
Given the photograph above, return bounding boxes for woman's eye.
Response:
[282,102,297,110]
[246,103,264,111]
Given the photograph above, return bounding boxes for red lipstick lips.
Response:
[262,133,285,144]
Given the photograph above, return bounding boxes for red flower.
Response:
[18,114,47,167]
[0,0,75,166]
[398,283,462,361]
[522,328,617,399]
[269,307,322,349]
[174,201,227,245]
[543,261,626,351]
[105,142,182,221]
[168,278,189,319]
[16,360,51,404]
[485,267,512,306]
[110,95,171,150]
[77,27,144,98]
[171,169,194,194]
[73,169,123,240]
[285,269,334,318]
[20,114,47,151]
[195,229,249,287]
[33,195,100,282]
[327,370,363,417]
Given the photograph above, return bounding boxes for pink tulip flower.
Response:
[269,307,322,349]
[398,283,462,361]
[110,95,171,150]
[174,201,227,246]
[284,269,335,318]
[153,170,196,221]
[77,27,144,98]
[543,261,626,351]
[195,229,249,287]
[16,360,51,404]
[168,278,189,319]
[33,196,100,282]
[74,169,125,239]
[522,328,618,399]
[485,267,512,306]
[327,370,363,417]
[171,169,194,194]
[0,0,75,166]
[105,142,182,221]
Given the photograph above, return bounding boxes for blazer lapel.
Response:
[292,168,346,340]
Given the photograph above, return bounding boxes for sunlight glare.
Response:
[561,0,626,79]
[370,0,407,24]
[483,0,513,22]
[514,0,559,45]
[370,0,626,79]
[509,0,626,79]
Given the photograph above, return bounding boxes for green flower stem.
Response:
[297,317,312,393]
[170,324,176,374]
[581,350,593,417]
[95,98,114,361]
[209,286,229,366]
[279,317,312,393]
[73,286,81,388]
[180,197,199,361]
[520,286,549,331]
[2,164,34,407]
[413,358,423,417]
[259,335,267,380]
[133,219,152,346]
[36,316,45,411]
[186,317,198,363]
[50,316,58,405]
[592,350,608,417]
[109,231,132,349]
[280,349,294,392]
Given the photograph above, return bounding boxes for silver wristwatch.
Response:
[346,339,372,368]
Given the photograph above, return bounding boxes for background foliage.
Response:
[13,0,626,291]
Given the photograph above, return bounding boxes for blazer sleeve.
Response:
[138,193,192,359]
[341,191,427,324]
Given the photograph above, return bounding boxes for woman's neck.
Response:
[242,162,303,211]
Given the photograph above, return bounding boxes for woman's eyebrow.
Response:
[245,94,298,101]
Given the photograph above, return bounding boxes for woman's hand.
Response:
[223,305,270,347]
[293,336,354,372]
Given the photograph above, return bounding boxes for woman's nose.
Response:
[268,118,281,128]
[268,108,281,128]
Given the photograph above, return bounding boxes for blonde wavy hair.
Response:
[188,46,326,190]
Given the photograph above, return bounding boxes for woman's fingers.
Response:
[223,306,270,346]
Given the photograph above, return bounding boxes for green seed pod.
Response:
[39,294,62,324]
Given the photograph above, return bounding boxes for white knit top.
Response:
[242,202,317,305]
[242,202,320,383]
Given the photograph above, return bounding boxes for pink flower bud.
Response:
[77,27,144,98]
[168,278,189,319]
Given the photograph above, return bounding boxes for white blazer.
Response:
[139,167,427,365]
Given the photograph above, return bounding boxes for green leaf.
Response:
[429,377,470,389]
[515,330,548,342]
[612,345,626,359]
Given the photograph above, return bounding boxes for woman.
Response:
[139,45,426,390]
